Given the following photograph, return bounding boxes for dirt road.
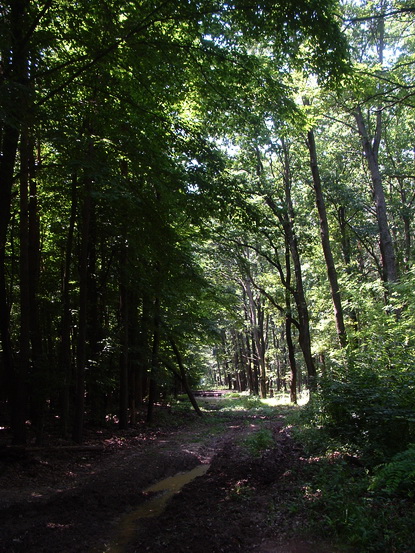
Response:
[0,407,341,553]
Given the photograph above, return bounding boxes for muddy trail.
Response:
[0,405,342,553]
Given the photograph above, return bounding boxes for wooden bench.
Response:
[193,391,224,398]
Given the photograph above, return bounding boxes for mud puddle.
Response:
[105,463,210,553]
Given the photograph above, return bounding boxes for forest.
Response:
[1,0,415,550]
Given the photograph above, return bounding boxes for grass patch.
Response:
[242,428,275,457]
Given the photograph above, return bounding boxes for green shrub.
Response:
[315,369,415,462]
[289,418,415,552]
[243,428,274,456]
[370,445,415,497]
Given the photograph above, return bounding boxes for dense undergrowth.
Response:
[288,380,415,553]
[175,390,415,553]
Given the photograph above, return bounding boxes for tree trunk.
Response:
[263,147,316,389]
[244,278,267,398]
[72,174,93,443]
[27,138,44,443]
[147,297,160,424]
[282,154,316,389]
[353,14,397,284]
[284,238,297,404]
[170,339,203,416]
[0,0,30,445]
[128,290,139,424]
[136,295,151,407]
[306,129,347,348]
[397,178,411,271]
[118,240,129,430]
[354,107,397,283]
[58,174,78,438]
[16,123,30,445]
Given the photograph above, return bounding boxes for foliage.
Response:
[242,428,275,457]
[289,410,415,553]
[305,368,415,462]
[370,445,415,498]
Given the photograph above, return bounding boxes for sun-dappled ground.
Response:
[0,395,350,553]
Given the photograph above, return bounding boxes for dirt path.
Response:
[0,408,341,553]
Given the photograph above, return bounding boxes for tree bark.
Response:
[306,129,347,348]
[118,240,129,430]
[354,107,397,283]
[263,144,316,389]
[72,172,93,444]
[282,148,316,388]
[0,0,30,445]
[58,174,78,437]
[147,296,160,424]
[26,136,44,443]
[353,14,397,284]
[284,237,298,404]
[16,122,30,445]
[170,339,203,417]
[243,278,267,398]
[264,166,316,389]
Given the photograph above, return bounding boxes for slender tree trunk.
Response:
[0,0,30,445]
[244,278,267,398]
[354,107,397,283]
[289,240,316,388]
[27,138,44,443]
[170,339,203,416]
[136,296,151,407]
[243,332,254,393]
[397,179,411,271]
[305,129,347,348]
[147,297,160,424]
[59,174,78,437]
[354,14,397,284]
[284,238,297,404]
[337,206,359,343]
[119,240,129,430]
[17,121,42,442]
[259,303,268,396]
[337,206,352,268]
[128,291,139,425]
[72,175,93,443]
[17,123,31,445]
[266,194,316,390]
[272,328,283,392]
[282,157,316,389]
[240,303,254,393]
[263,146,316,389]
[286,306,297,403]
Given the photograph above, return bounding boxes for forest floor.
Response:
[0,398,351,553]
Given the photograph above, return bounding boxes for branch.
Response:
[22,0,53,48]
[249,279,300,331]
[346,222,383,277]
[344,8,415,23]
[36,0,173,106]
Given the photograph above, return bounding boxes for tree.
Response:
[0,0,350,442]
[347,0,398,283]
[305,125,348,347]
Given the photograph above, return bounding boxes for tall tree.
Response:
[305,127,348,347]
[350,1,398,283]
[0,0,350,440]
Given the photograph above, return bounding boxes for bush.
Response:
[370,445,415,498]
[316,369,415,463]
[243,428,274,456]
[289,411,415,553]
